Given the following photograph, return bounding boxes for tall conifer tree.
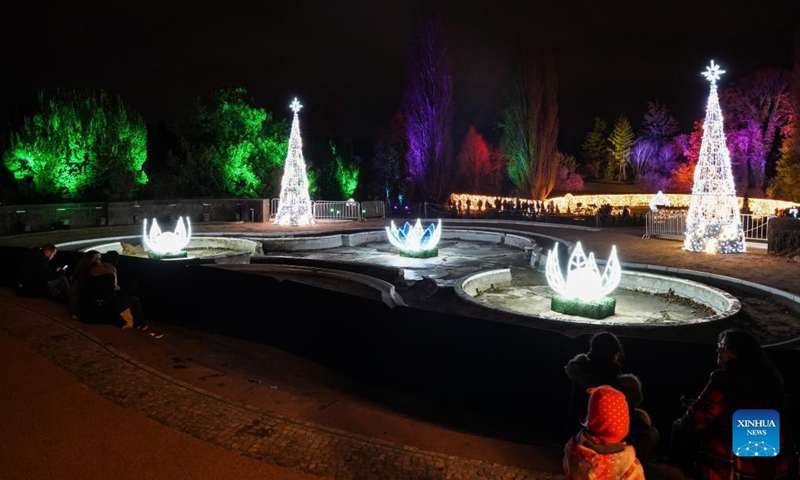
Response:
[607,114,635,181]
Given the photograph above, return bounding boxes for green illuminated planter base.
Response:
[147,251,188,259]
[551,294,616,319]
[399,247,438,259]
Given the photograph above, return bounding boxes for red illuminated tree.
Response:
[669,121,704,192]
[554,153,584,192]
[457,126,501,194]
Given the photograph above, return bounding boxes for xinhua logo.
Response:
[733,409,780,457]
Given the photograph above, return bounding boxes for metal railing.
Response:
[268,199,387,221]
[644,210,774,241]
[312,201,361,220]
[360,200,386,218]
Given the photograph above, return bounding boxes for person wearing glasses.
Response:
[671,329,799,479]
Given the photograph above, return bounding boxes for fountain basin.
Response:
[260,229,534,252]
[81,237,262,264]
[455,268,740,326]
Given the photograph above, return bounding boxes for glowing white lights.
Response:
[684,60,745,254]
[143,216,192,254]
[649,191,671,211]
[701,60,725,85]
[546,242,621,302]
[290,98,303,113]
[449,192,794,219]
[386,219,442,252]
[275,97,315,227]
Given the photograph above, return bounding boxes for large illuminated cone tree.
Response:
[684,61,745,254]
[275,98,315,226]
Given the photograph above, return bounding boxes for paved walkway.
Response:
[0,326,317,480]
[0,289,564,479]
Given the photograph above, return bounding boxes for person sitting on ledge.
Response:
[564,332,659,465]
[671,329,799,479]
[15,243,70,302]
[86,251,163,339]
[68,250,101,319]
[563,384,645,479]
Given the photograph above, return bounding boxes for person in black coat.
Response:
[15,243,70,301]
[86,251,163,338]
[564,332,659,464]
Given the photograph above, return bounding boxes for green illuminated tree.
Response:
[580,117,608,180]
[768,37,800,202]
[172,87,288,198]
[607,114,635,181]
[3,89,147,201]
[332,142,359,199]
[768,120,800,201]
[500,43,560,200]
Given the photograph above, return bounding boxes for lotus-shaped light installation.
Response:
[143,216,192,255]
[649,190,671,211]
[546,242,621,302]
[386,219,442,258]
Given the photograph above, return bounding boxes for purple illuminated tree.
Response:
[554,153,584,192]
[641,99,680,144]
[720,69,791,193]
[403,5,453,203]
[630,100,680,187]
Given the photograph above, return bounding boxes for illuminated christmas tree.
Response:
[275,98,315,226]
[684,61,745,254]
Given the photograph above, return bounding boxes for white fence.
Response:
[268,199,386,221]
[644,210,774,241]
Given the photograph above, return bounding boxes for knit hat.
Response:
[585,385,630,444]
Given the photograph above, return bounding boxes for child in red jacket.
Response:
[563,385,645,480]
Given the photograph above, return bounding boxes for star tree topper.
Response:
[290,98,303,113]
[702,60,725,85]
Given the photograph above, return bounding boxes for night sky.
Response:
[3,1,799,156]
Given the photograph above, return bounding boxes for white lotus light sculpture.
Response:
[649,191,671,211]
[546,242,621,302]
[386,219,442,258]
[143,216,192,257]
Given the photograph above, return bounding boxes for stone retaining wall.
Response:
[0,199,270,234]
